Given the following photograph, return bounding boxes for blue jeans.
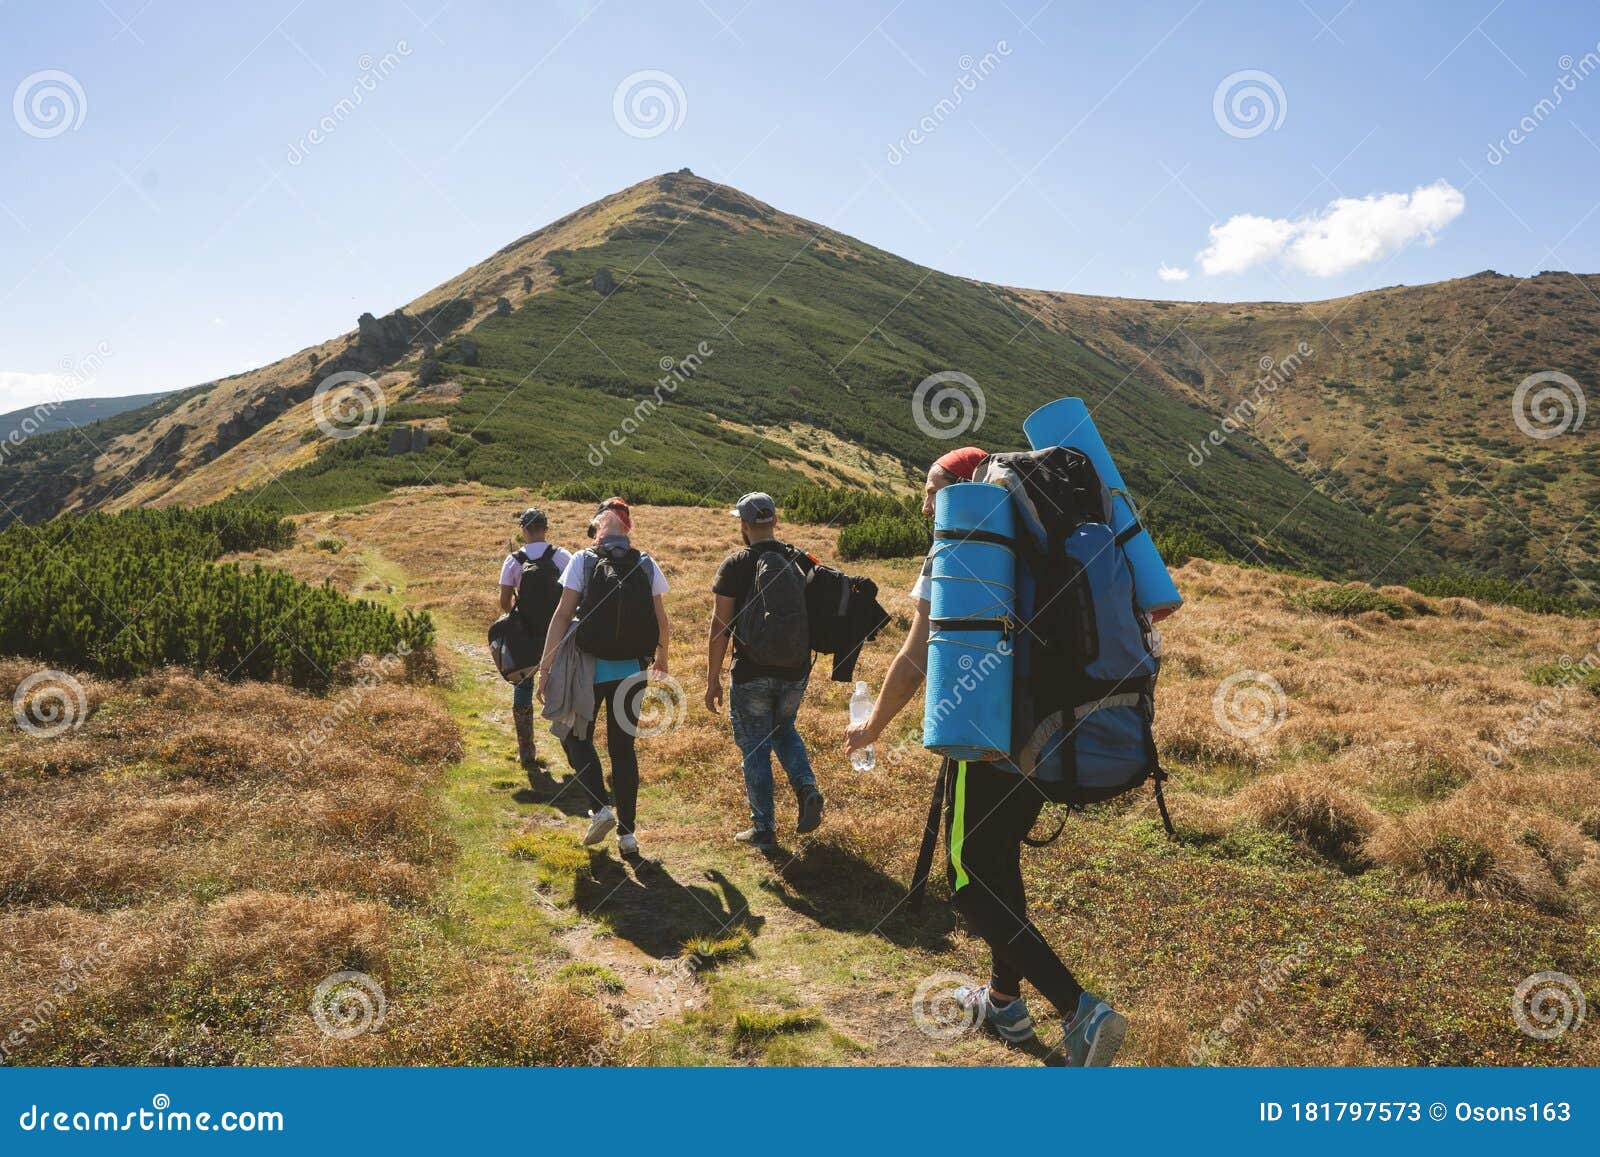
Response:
[729,675,816,833]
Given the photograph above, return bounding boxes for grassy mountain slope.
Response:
[1023,273,1600,596]
[16,171,1595,589]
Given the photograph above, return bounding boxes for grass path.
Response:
[420,603,1032,1066]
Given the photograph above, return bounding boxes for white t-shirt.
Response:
[560,545,670,597]
[499,541,573,588]
[910,553,933,605]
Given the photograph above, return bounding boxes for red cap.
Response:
[593,497,632,533]
[934,446,988,481]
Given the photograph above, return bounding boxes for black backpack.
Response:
[512,547,564,639]
[574,545,660,660]
[734,543,810,670]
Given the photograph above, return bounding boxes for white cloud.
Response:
[1196,180,1466,277]
[1156,263,1190,282]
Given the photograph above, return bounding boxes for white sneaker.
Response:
[617,832,639,856]
[583,806,617,846]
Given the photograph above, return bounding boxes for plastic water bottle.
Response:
[849,681,875,772]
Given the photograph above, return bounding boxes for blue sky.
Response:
[2,0,1598,407]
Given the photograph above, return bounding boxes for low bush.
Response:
[838,514,930,560]
[1287,583,1410,619]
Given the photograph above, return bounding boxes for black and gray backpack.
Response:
[512,547,564,640]
[734,544,811,670]
[574,545,660,660]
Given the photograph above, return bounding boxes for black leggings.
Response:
[565,677,643,834]
[946,758,1084,1016]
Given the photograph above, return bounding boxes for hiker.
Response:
[705,492,824,851]
[537,498,671,856]
[498,508,572,783]
[843,445,1132,1067]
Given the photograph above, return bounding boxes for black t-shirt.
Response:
[712,540,811,684]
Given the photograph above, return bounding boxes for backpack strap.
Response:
[513,548,531,565]
[908,758,951,914]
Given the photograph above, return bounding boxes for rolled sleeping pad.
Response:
[1022,397,1183,620]
[923,481,1015,762]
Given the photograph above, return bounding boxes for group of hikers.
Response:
[493,446,1131,1067]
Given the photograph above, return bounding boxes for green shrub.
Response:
[1406,572,1599,618]
[1154,527,1234,565]
[1288,584,1409,619]
[0,503,433,692]
[783,483,919,527]
[541,478,715,507]
[838,514,930,560]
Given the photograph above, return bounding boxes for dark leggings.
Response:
[946,758,1084,1016]
[565,677,643,834]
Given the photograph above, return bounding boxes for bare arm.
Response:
[845,599,930,752]
[704,593,736,713]
[499,585,517,614]
[651,594,671,677]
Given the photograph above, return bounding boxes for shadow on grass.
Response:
[761,841,956,950]
[575,858,762,960]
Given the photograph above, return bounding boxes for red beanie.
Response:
[934,446,988,481]
[594,497,632,533]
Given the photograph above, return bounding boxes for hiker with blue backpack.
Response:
[846,443,1172,1066]
[705,491,826,851]
[498,508,572,785]
[537,498,672,857]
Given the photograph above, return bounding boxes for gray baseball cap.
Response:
[517,507,548,529]
[730,492,776,523]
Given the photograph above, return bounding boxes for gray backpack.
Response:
[735,544,811,670]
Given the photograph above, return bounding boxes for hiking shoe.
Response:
[617,832,639,856]
[1061,990,1127,1067]
[955,984,1036,1044]
[583,806,617,846]
[796,787,825,835]
[734,827,776,850]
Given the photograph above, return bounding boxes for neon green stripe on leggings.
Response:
[950,760,970,892]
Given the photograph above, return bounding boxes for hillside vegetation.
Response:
[19,171,1564,593]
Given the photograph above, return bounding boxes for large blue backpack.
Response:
[988,446,1170,815]
[910,446,1171,908]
